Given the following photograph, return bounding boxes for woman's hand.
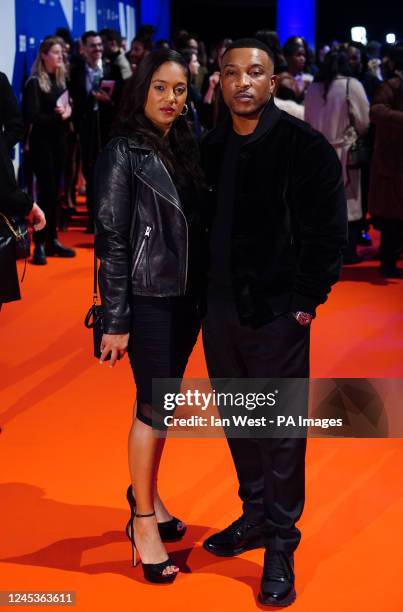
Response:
[55,102,72,120]
[100,333,129,367]
[27,203,46,231]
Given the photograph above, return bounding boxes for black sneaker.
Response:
[46,239,76,258]
[258,550,296,607]
[203,515,266,557]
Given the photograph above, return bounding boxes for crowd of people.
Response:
[2,25,402,276]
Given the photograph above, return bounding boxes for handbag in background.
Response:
[344,78,371,169]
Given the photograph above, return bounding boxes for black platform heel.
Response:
[126,510,179,583]
[126,485,186,542]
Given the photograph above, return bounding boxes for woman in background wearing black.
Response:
[95,49,205,584]
[23,37,75,265]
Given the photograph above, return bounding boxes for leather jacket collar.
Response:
[128,136,183,211]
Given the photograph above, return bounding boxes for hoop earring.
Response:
[180,104,189,116]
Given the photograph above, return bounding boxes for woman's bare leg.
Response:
[128,405,178,575]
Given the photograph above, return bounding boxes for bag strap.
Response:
[0,212,28,284]
[93,249,98,305]
[346,78,356,128]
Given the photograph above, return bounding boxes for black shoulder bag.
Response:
[84,251,108,360]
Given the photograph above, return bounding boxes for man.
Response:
[100,28,132,80]
[201,39,347,607]
[69,31,122,232]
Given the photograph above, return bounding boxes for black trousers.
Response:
[202,295,309,553]
[31,136,66,245]
[379,219,403,269]
[79,113,102,228]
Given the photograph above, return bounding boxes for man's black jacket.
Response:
[201,97,348,327]
[69,59,122,146]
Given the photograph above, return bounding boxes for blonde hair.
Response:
[31,37,67,92]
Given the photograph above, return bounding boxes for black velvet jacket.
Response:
[201,97,348,327]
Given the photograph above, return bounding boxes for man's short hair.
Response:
[100,28,122,46]
[82,30,100,45]
[222,38,275,66]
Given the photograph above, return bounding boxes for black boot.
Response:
[343,221,363,264]
[203,515,266,557]
[32,244,47,265]
[46,239,76,258]
[258,550,296,607]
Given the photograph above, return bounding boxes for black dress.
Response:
[23,74,68,245]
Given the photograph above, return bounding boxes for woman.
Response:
[305,50,370,263]
[94,49,205,583]
[180,48,202,137]
[23,37,75,265]
[276,40,313,103]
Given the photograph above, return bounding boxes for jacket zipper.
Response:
[133,226,152,281]
[144,225,152,287]
[134,169,188,294]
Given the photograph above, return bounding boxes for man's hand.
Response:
[100,333,129,367]
[27,203,46,231]
[92,90,112,104]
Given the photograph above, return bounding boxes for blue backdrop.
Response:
[0,0,172,101]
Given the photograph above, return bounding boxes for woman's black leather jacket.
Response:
[94,136,190,334]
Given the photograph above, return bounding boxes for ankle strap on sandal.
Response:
[135,511,156,518]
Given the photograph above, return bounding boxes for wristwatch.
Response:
[292,311,313,327]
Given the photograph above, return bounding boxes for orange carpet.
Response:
[1,228,402,611]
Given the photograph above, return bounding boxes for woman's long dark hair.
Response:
[315,50,352,101]
[114,48,204,189]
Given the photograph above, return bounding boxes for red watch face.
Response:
[296,312,312,326]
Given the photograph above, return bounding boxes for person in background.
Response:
[180,48,203,137]
[127,26,155,72]
[255,30,287,73]
[347,43,381,103]
[366,40,383,81]
[0,71,24,150]
[254,30,304,119]
[155,39,170,50]
[305,50,369,264]
[202,38,232,128]
[276,40,313,103]
[101,28,132,80]
[23,37,75,265]
[285,35,318,76]
[181,33,208,94]
[69,30,122,233]
[1,72,46,306]
[347,42,381,246]
[369,43,403,278]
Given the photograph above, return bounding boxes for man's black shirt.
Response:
[208,128,249,295]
